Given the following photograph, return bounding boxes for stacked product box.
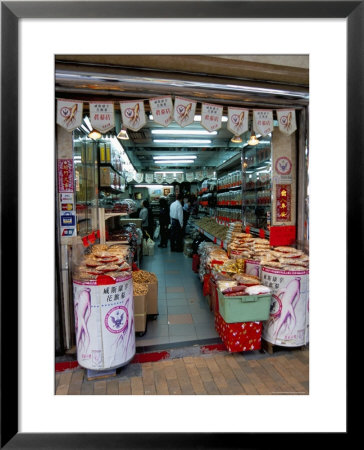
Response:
[215,280,272,353]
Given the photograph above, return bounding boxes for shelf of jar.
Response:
[243,184,271,191]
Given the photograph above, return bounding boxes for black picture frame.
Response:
[1,1,357,448]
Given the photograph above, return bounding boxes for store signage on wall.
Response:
[227,107,249,136]
[201,103,223,132]
[186,172,195,182]
[149,96,173,126]
[58,159,74,193]
[89,102,115,133]
[276,184,291,222]
[175,173,184,183]
[120,100,146,132]
[277,110,297,135]
[253,110,274,136]
[174,97,197,127]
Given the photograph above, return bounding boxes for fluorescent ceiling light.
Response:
[153,139,211,144]
[152,129,217,136]
[149,114,228,122]
[156,160,195,164]
[84,116,93,132]
[154,171,184,174]
[153,155,197,160]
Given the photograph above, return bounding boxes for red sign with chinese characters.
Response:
[276,184,291,222]
[58,159,74,193]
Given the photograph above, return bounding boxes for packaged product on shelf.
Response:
[232,273,260,286]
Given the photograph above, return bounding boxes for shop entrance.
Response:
[55,55,309,355]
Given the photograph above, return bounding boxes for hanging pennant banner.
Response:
[206,168,214,179]
[227,107,249,136]
[89,102,115,133]
[186,172,195,182]
[155,173,164,184]
[253,110,274,136]
[145,173,153,184]
[126,173,134,183]
[195,170,204,181]
[277,109,297,135]
[57,99,83,132]
[149,96,173,127]
[174,97,197,127]
[175,173,184,183]
[120,100,146,132]
[134,173,144,183]
[201,103,223,132]
[165,173,175,184]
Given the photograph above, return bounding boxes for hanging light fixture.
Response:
[117,127,129,140]
[247,131,259,146]
[230,135,243,144]
[88,129,102,140]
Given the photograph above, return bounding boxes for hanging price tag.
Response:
[245,226,250,234]
[82,236,89,247]
[213,237,217,244]
[220,240,224,248]
[259,229,265,238]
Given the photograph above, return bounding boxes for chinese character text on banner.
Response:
[174,97,197,127]
[57,99,83,132]
[58,159,74,193]
[227,107,249,136]
[149,96,173,126]
[120,100,146,132]
[155,173,164,184]
[253,110,274,136]
[201,103,223,132]
[186,172,195,182]
[89,102,115,133]
[277,110,297,135]
[145,173,153,184]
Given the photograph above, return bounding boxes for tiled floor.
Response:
[135,241,219,348]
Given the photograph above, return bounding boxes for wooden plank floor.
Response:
[55,348,309,395]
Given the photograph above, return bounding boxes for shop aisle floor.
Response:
[136,244,219,348]
[55,347,309,395]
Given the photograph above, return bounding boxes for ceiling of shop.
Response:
[57,55,308,174]
[114,113,247,173]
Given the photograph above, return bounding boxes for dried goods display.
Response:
[132,270,158,284]
[73,244,132,281]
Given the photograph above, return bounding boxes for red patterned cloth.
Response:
[215,312,262,352]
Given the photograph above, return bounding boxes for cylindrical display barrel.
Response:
[73,273,135,370]
[261,267,309,347]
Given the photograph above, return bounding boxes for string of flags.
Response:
[56,96,297,185]
[57,96,297,136]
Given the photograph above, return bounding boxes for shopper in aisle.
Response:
[169,193,184,252]
[158,197,170,248]
[139,199,150,239]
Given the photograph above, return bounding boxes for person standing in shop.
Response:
[158,197,170,248]
[169,193,184,252]
[139,199,150,239]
